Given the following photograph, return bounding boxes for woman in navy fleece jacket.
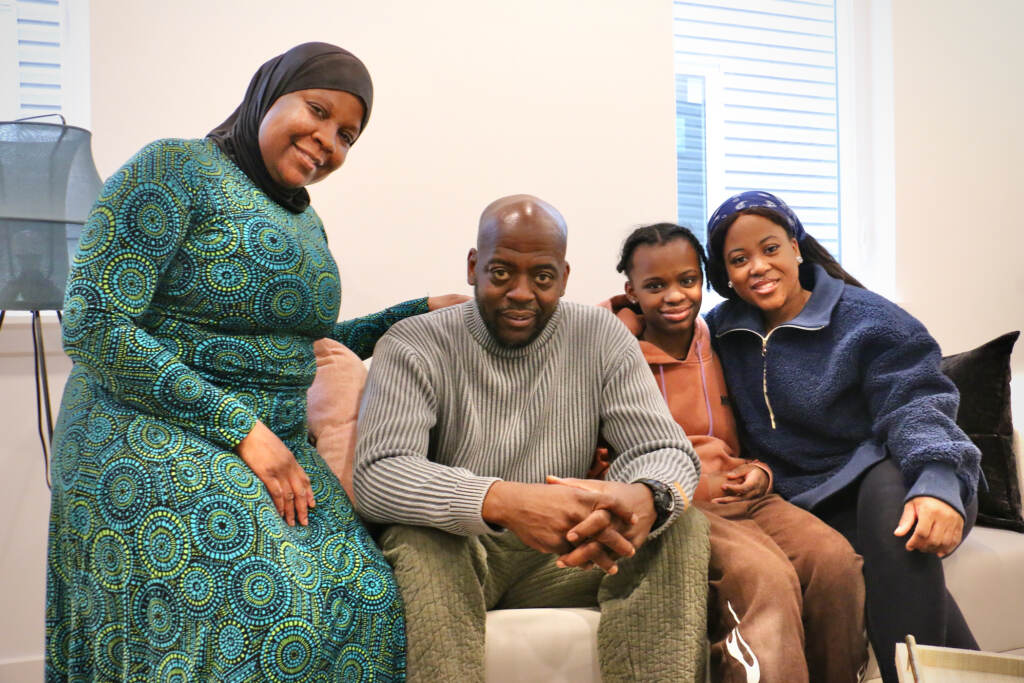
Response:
[703,191,981,683]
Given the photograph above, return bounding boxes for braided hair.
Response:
[617,223,708,279]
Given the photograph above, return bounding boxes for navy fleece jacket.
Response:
[705,264,980,517]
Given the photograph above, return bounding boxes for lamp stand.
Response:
[0,309,57,487]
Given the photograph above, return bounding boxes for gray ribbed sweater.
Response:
[353,300,701,536]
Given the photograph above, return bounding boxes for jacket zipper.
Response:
[761,335,776,429]
[719,323,825,430]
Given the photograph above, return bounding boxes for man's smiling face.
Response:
[468,198,569,347]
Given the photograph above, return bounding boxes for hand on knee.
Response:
[895,497,964,557]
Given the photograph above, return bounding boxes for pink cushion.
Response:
[307,338,367,502]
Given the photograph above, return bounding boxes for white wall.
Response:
[1,0,1022,676]
[0,316,68,677]
[87,0,680,313]
[892,0,1024,375]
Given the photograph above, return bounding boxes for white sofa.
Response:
[482,428,1024,683]
[307,340,1024,683]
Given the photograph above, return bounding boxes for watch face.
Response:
[658,488,675,512]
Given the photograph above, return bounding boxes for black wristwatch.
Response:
[635,478,675,529]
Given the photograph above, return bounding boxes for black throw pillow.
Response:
[940,331,1022,532]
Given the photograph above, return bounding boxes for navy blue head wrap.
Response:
[208,42,373,213]
[706,191,806,245]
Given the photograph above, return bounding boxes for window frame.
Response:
[835,0,895,298]
[672,0,895,299]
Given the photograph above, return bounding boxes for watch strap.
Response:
[635,478,674,529]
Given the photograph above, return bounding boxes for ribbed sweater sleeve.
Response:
[600,337,702,532]
[353,331,501,536]
[354,301,701,537]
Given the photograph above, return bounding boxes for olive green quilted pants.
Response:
[381,506,710,682]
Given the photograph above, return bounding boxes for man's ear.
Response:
[560,262,571,295]
[467,248,478,286]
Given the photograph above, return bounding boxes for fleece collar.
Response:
[712,264,844,337]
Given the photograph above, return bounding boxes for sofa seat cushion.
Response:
[943,525,1024,653]
[485,608,601,683]
[482,525,1024,682]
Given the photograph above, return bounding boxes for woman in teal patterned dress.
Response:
[46,43,439,681]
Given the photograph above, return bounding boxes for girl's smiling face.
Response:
[625,238,703,357]
[722,212,810,330]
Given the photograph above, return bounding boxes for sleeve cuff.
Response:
[749,460,774,493]
[645,480,691,540]
[906,461,966,519]
[450,475,504,536]
[404,297,430,316]
[213,397,259,449]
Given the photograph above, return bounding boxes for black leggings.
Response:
[815,458,978,683]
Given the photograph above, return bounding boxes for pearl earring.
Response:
[796,256,804,264]
[727,281,734,289]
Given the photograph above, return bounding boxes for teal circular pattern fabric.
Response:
[46,138,425,681]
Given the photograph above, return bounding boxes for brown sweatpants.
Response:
[700,494,867,683]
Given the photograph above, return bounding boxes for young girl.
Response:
[609,223,866,683]
[703,192,981,683]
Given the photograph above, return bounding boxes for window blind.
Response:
[1,0,69,119]
[674,0,840,257]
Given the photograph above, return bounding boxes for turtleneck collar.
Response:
[464,298,563,357]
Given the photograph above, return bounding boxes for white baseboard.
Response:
[0,656,43,682]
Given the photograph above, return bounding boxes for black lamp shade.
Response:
[0,120,103,311]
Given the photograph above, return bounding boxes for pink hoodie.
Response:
[611,302,772,503]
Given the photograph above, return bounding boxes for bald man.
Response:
[354,195,710,682]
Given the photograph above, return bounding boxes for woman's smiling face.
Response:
[723,212,809,329]
[258,88,364,189]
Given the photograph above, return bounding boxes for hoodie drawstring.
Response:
[695,342,714,437]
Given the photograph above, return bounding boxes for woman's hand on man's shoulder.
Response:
[427,294,471,311]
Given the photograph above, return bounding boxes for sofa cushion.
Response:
[307,338,367,501]
[483,523,1024,683]
[485,608,601,683]
[941,331,1022,531]
[942,524,1024,653]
